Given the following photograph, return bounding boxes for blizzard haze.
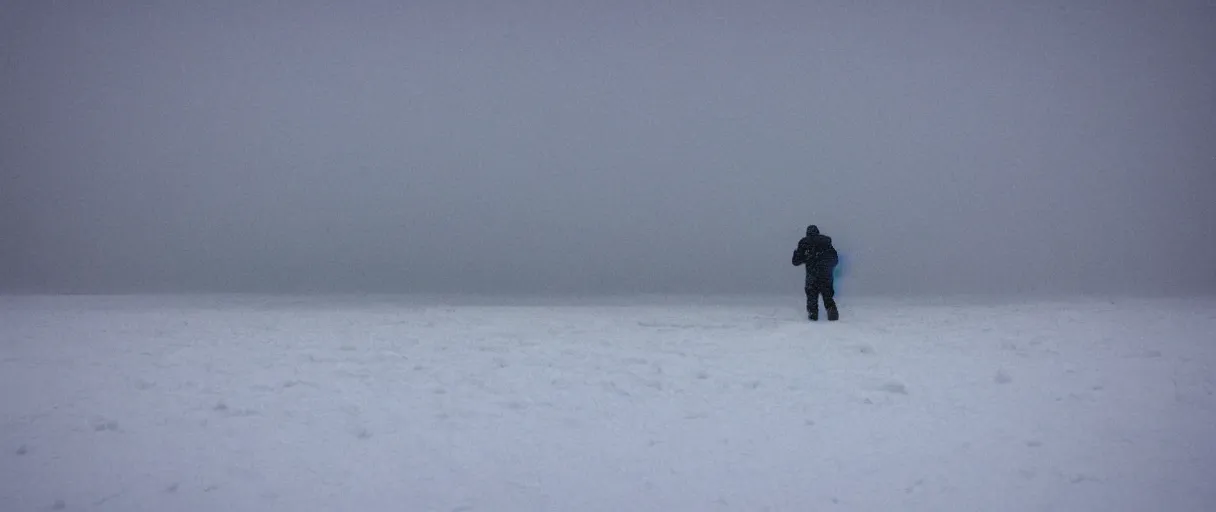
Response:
[2,1,1214,296]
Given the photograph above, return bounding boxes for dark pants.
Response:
[805,269,837,318]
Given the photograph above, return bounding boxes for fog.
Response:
[2,1,1213,296]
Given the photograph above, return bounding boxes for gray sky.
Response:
[2,1,1214,296]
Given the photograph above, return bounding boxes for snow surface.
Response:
[2,294,1215,511]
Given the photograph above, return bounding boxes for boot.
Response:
[827,307,839,321]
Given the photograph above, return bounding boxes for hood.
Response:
[806,225,819,236]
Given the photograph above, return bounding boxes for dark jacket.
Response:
[792,225,838,272]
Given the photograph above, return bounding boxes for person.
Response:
[791,224,839,321]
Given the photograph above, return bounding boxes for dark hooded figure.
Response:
[792,224,839,321]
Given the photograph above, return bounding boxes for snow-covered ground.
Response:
[2,294,1215,511]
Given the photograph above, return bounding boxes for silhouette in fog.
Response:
[792,225,839,321]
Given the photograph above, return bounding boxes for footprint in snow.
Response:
[603,381,632,397]
[91,419,120,432]
[214,402,259,417]
[880,381,908,395]
[1068,473,1097,484]
[994,369,1013,384]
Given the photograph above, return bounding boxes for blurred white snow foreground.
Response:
[3,294,1215,511]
